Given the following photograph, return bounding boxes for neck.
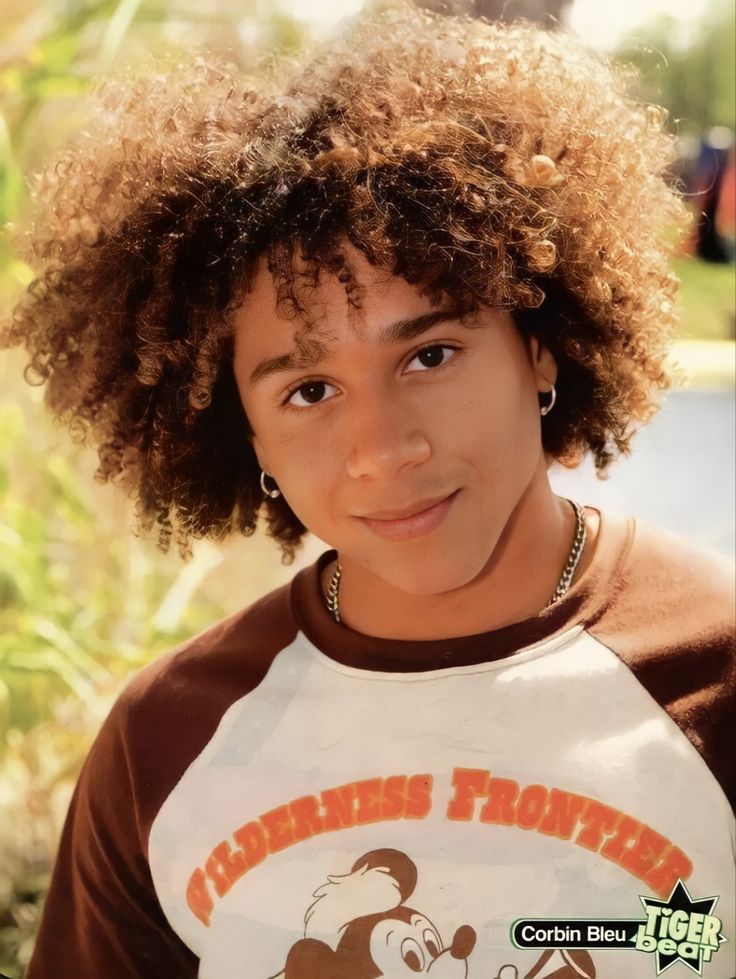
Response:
[328,469,594,641]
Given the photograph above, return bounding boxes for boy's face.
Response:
[233,247,556,596]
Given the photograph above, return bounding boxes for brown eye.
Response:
[405,344,458,373]
[286,380,337,408]
[417,346,444,367]
[401,938,425,972]
[423,929,440,959]
[298,382,326,403]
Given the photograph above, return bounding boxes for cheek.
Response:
[444,372,541,468]
[369,924,424,977]
[264,430,344,529]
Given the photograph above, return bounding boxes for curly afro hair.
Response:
[3,4,688,560]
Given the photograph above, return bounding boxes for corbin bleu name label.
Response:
[512,920,642,950]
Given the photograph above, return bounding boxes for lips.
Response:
[358,493,455,522]
[356,490,459,542]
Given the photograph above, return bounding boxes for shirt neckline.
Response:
[289,509,634,673]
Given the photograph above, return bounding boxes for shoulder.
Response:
[590,517,734,652]
[93,579,299,837]
[122,578,297,714]
[587,517,735,808]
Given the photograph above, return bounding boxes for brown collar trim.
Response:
[290,510,634,673]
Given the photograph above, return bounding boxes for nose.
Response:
[427,926,477,976]
[450,925,476,960]
[344,395,431,480]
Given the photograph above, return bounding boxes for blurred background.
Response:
[0,0,734,973]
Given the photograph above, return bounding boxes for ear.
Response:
[284,938,341,979]
[527,336,557,393]
[249,424,272,477]
[349,849,417,903]
[251,432,268,473]
[305,848,414,946]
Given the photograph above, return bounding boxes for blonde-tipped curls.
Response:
[3,5,688,560]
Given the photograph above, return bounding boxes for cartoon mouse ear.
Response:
[284,938,340,979]
[350,848,417,903]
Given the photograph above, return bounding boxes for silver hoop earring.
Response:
[540,385,557,417]
[260,470,281,499]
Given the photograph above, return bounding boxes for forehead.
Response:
[233,246,446,356]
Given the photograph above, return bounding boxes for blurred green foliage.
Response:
[675,257,735,341]
[0,398,227,732]
[0,385,237,974]
[0,0,733,975]
[615,0,735,133]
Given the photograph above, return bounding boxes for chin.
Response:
[374,542,497,597]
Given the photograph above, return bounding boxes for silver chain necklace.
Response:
[325,499,586,624]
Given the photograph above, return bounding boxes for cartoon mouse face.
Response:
[369,909,476,976]
[280,848,476,979]
[370,912,443,973]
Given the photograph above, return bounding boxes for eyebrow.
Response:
[247,308,462,386]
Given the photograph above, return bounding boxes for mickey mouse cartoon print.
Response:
[274,848,477,978]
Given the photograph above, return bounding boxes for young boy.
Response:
[5,6,734,978]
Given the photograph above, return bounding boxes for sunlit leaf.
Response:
[34,33,81,74]
[44,455,93,524]
[100,0,143,68]
[8,261,32,286]
[29,76,88,100]
[1,649,97,703]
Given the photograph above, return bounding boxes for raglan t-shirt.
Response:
[27,512,735,979]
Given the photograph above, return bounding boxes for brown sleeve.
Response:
[587,520,736,810]
[26,583,297,979]
[25,694,199,979]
